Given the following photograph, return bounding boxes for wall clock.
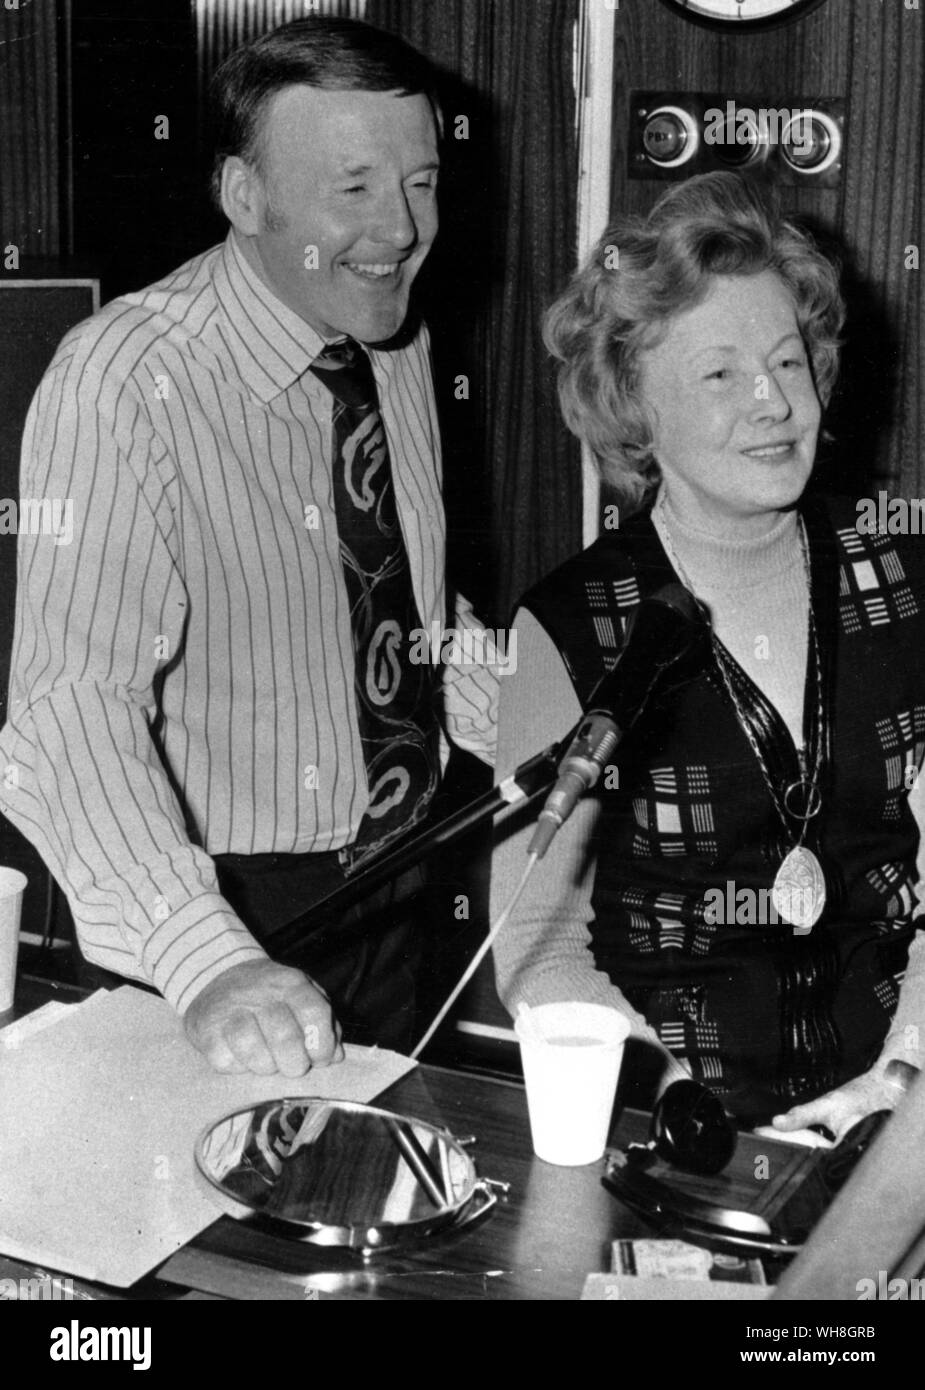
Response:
[659,1,828,30]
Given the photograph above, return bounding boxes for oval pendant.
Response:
[772,846,826,933]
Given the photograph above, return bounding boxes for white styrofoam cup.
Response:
[514,1001,631,1165]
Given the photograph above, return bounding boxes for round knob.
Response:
[641,106,699,168]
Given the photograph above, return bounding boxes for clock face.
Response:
[660,0,827,29]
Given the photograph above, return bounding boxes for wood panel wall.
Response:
[195,0,367,96]
[610,0,924,499]
[0,0,60,259]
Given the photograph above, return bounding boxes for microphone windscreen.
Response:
[583,582,709,730]
[648,581,703,625]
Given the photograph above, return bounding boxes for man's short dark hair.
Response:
[209,16,442,209]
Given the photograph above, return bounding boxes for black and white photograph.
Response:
[0,0,923,1344]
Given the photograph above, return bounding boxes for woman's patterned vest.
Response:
[522,495,925,1120]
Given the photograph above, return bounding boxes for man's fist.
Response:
[183,959,344,1077]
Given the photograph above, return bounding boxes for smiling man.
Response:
[0,18,499,1075]
[226,82,440,345]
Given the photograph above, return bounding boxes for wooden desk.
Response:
[6,973,923,1332]
[158,1064,656,1301]
[0,972,656,1301]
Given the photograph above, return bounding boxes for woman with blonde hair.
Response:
[491,172,925,1134]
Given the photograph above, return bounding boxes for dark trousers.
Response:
[212,850,426,1052]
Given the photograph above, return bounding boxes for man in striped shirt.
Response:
[0,19,499,1074]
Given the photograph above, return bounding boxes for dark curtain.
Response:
[368,0,582,624]
[0,0,60,258]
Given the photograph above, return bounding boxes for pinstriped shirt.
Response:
[0,232,498,1013]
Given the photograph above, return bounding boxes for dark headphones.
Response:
[649,1079,738,1175]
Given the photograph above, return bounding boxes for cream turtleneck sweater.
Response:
[490,493,925,1075]
[651,490,808,749]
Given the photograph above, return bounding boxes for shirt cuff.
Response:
[139,893,269,1015]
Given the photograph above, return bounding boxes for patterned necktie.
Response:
[307,338,440,872]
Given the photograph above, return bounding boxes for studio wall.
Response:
[0,0,61,259]
[610,0,924,501]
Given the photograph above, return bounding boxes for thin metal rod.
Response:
[411,852,539,1060]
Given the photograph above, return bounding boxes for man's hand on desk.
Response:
[183,960,344,1077]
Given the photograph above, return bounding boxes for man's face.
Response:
[233,85,439,344]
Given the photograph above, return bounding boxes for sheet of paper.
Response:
[0,986,415,1287]
[753,1124,834,1149]
[0,992,106,1049]
[0,999,73,1045]
[582,1273,774,1300]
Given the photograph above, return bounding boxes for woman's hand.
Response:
[771,1066,900,1145]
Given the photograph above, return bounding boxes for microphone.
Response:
[527,583,707,859]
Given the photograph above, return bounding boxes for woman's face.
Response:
[638,270,821,536]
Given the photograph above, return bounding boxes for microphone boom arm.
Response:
[272,582,709,962]
[271,744,562,961]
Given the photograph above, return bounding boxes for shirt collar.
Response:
[214,231,402,403]
[214,232,331,402]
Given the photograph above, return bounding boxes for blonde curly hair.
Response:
[544,172,845,516]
